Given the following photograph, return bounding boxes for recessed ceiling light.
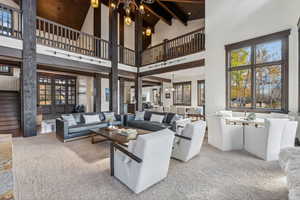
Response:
[188,12,192,16]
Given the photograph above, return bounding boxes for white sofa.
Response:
[279,147,300,200]
[113,128,175,194]
[172,120,206,162]
[245,119,297,161]
[207,114,243,151]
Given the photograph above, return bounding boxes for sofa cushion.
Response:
[103,112,116,121]
[69,122,107,134]
[150,114,165,123]
[127,120,170,132]
[144,111,167,122]
[135,111,145,120]
[70,113,83,124]
[83,114,101,124]
[61,114,77,126]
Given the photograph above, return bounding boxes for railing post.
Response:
[163,39,168,61]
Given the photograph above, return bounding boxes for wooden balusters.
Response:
[141,28,205,66]
[35,17,110,60]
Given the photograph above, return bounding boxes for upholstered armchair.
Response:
[172,120,207,162]
[112,129,175,194]
[207,116,243,151]
[244,118,290,161]
[281,121,298,149]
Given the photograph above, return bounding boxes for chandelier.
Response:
[110,0,154,29]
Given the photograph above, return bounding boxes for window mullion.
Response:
[251,44,256,110]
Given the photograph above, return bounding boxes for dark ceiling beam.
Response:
[140,59,205,77]
[145,75,171,83]
[160,0,204,3]
[143,4,172,26]
[156,0,188,26]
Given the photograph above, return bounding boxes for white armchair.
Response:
[172,120,207,162]
[244,118,290,161]
[281,121,298,149]
[207,116,243,151]
[112,129,175,194]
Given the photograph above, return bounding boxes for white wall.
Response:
[80,4,135,49]
[81,6,94,35]
[0,0,18,8]
[205,0,300,138]
[0,68,20,91]
[205,0,300,115]
[124,23,135,50]
[77,76,94,112]
[101,78,110,111]
[151,18,205,46]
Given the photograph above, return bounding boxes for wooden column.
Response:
[94,3,101,37]
[135,12,143,111]
[21,0,37,137]
[109,6,119,113]
[93,4,102,112]
[94,74,101,112]
[119,78,125,114]
[119,13,124,64]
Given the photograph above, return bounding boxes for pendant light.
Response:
[145,27,152,36]
[125,16,132,26]
[91,0,99,8]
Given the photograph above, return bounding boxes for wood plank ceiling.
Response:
[13,0,204,34]
[35,0,204,31]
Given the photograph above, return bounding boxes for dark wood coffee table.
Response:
[90,126,151,145]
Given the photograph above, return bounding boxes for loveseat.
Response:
[56,112,123,142]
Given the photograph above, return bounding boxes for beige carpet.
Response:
[12,133,288,200]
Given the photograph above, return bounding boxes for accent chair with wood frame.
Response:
[112,128,175,194]
[172,120,207,162]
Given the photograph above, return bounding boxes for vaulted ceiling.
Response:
[14,0,205,31]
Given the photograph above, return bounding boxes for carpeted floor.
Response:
[12,133,288,200]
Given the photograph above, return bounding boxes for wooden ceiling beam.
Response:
[159,0,204,4]
[143,4,172,26]
[156,0,188,26]
[145,75,171,83]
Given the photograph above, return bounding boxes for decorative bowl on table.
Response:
[117,128,138,140]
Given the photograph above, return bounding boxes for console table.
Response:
[0,134,14,200]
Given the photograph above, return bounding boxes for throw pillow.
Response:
[83,114,101,124]
[135,111,145,120]
[61,114,77,126]
[150,114,165,123]
[170,114,183,124]
[104,112,116,122]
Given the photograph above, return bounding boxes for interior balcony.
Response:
[0,2,205,75]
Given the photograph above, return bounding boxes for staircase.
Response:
[0,91,21,137]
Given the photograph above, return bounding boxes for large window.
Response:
[38,73,77,106]
[38,76,52,105]
[0,9,12,36]
[226,30,290,113]
[197,80,205,106]
[0,65,13,76]
[173,81,191,106]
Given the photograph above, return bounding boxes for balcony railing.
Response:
[0,3,206,68]
[142,28,205,66]
[118,45,135,67]
[36,17,110,60]
[0,3,22,39]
